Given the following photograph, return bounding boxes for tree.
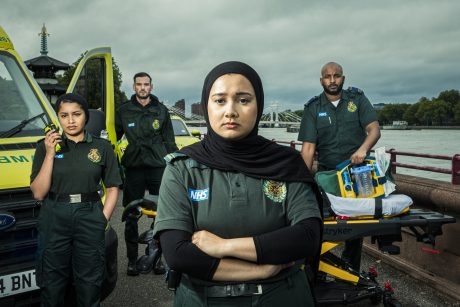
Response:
[437,90,460,124]
[415,99,449,126]
[403,103,420,125]
[453,103,460,125]
[58,53,127,109]
[112,59,128,108]
[437,89,460,110]
[377,104,410,125]
[429,99,449,125]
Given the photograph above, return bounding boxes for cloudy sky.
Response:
[2,0,460,113]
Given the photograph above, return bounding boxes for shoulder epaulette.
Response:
[347,86,363,95]
[304,96,319,107]
[164,152,188,164]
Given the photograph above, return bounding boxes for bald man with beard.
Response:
[298,62,381,271]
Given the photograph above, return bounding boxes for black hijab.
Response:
[180,61,315,183]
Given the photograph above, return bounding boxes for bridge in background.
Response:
[167,103,302,127]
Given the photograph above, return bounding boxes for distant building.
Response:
[25,24,69,104]
[174,99,185,114]
[373,103,386,110]
[191,102,204,117]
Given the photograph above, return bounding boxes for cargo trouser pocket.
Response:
[97,202,108,229]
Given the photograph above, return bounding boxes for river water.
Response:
[194,127,460,182]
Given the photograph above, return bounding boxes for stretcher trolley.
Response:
[313,156,456,305]
[315,205,456,306]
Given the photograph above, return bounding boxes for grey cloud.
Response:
[2,0,460,112]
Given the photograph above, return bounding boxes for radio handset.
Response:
[43,124,62,152]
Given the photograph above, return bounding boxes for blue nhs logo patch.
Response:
[189,188,209,202]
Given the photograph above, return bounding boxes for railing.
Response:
[272,140,460,185]
[387,149,460,185]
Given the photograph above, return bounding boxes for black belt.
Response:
[48,191,100,204]
[181,276,285,298]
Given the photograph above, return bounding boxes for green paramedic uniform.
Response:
[115,95,177,170]
[115,94,177,264]
[154,154,321,307]
[298,87,377,171]
[30,131,122,307]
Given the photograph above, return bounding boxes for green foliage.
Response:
[429,99,449,125]
[437,89,460,110]
[403,103,420,125]
[377,104,410,125]
[377,90,460,126]
[112,59,128,108]
[454,103,460,125]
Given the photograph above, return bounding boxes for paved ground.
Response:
[101,194,173,307]
[102,193,459,307]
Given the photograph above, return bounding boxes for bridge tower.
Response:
[269,103,280,127]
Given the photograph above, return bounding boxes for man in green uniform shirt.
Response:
[298,62,381,271]
[116,72,178,276]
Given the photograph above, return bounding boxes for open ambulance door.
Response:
[66,47,118,150]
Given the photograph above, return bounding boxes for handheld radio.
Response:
[43,123,62,152]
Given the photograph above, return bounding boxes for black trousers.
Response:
[36,199,106,307]
[123,167,164,262]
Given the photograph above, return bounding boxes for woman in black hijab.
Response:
[154,61,322,306]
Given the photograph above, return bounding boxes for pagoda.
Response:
[25,23,70,104]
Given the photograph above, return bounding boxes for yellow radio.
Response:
[43,124,62,152]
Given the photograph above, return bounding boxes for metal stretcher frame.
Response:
[315,208,456,305]
[322,208,455,251]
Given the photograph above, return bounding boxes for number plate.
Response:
[0,269,39,298]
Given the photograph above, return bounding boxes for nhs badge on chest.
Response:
[188,188,209,202]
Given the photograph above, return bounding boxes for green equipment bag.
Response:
[314,170,341,196]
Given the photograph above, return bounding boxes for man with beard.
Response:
[297,62,380,271]
[116,72,177,276]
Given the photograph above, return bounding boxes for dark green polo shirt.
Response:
[298,88,377,171]
[30,131,122,194]
[154,156,320,239]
